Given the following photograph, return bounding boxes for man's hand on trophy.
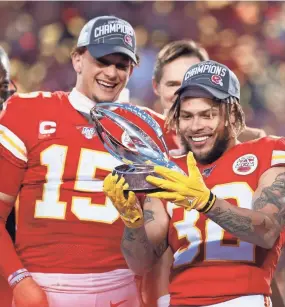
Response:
[103,174,144,228]
[146,152,216,213]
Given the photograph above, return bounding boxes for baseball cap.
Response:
[175,60,240,101]
[77,16,137,64]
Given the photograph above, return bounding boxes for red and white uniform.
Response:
[168,137,285,306]
[0,89,176,305]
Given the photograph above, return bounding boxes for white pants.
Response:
[13,270,140,307]
[165,294,272,307]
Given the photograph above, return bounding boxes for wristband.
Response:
[8,268,32,288]
[197,192,216,213]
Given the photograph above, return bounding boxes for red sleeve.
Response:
[0,205,24,279]
[0,95,28,279]
[257,137,285,177]
[0,148,25,279]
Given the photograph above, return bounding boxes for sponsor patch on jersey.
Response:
[38,121,57,139]
[77,126,97,140]
[232,154,258,175]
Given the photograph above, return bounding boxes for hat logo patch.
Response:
[211,75,223,86]
[232,154,258,175]
[124,34,133,47]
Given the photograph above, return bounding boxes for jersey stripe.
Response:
[271,150,285,166]
[0,124,27,162]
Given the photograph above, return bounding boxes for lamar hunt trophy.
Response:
[90,103,182,193]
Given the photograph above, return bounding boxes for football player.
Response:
[0,46,17,307]
[104,60,285,307]
[145,40,268,307]
[0,16,167,307]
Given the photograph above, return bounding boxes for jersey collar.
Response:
[68,88,95,114]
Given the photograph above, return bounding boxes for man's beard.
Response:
[180,127,231,165]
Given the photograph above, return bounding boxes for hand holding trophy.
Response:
[91,102,183,193]
[90,102,183,228]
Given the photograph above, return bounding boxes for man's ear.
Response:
[152,78,160,97]
[72,53,82,74]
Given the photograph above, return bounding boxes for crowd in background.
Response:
[0,0,284,303]
[0,1,284,135]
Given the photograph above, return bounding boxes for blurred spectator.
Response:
[0,1,284,137]
[0,2,284,304]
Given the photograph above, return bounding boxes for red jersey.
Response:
[0,91,175,275]
[168,137,285,306]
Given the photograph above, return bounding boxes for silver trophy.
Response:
[90,103,183,193]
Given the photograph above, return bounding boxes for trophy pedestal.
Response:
[113,164,162,193]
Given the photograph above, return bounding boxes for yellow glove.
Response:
[103,174,143,228]
[146,152,216,213]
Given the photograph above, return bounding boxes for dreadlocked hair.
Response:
[165,96,180,133]
[224,96,245,137]
[165,96,246,137]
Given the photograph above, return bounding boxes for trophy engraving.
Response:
[90,103,183,192]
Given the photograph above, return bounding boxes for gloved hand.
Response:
[146,152,216,213]
[103,174,144,228]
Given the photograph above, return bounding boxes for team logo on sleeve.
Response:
[211,75,223,86]
[232,154,258,175]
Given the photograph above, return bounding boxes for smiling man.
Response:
[0,16,144,307]
[145,41,267,307]
[152,40,266,153]
[104,60,285,307]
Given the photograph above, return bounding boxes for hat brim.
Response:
[87,45,137,64]
[175,84,230,100]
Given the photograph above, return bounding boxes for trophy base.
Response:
[113,164,162,193]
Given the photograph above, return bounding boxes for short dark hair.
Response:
[153,40,209,83]
[70,46,140,66]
